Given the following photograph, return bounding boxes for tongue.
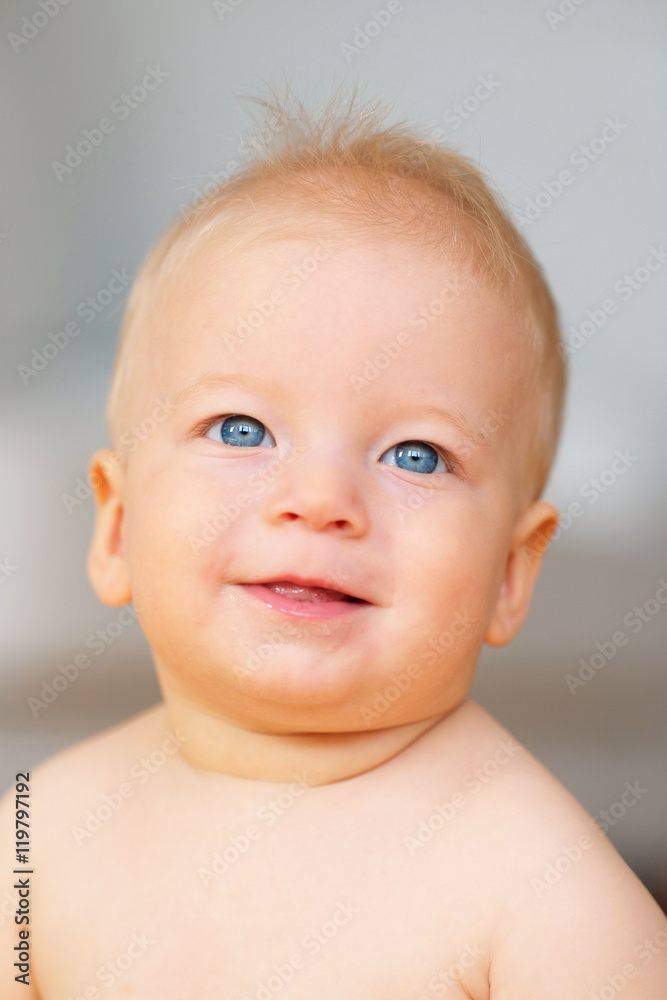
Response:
[263,582,347,602]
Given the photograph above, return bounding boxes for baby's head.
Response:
[88,97,565,769]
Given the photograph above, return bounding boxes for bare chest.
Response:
[36,769,492,999]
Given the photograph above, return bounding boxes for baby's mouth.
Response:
[261,581,362,603]
[239,577,371,618]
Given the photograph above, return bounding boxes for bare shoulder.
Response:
[426,701,667,998]
[0,704,190,998]
[0,708,169,1000]
[31,702,171,792]
[10,703,177,858]
[423,700,646,853]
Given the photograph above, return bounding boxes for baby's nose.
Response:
[262,451,368,536]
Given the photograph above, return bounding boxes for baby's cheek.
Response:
[131,470,198,542]
[123,502,190,604]
[405,524,499,640]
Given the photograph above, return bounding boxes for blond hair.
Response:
[107,89,566,499]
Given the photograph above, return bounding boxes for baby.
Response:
[2,98,666,999]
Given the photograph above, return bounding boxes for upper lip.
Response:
[242,575,372,604]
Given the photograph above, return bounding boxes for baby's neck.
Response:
[161,692,447,786]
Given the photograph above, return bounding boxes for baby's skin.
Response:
[2,230,665,998]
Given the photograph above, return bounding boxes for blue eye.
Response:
[380,440,447,475]
[205,415,275,448]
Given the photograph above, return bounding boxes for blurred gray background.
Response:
[1,0,665,905]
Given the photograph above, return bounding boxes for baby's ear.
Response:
[485,500,559,647]
[87,448,132,606]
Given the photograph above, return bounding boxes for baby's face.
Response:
[112,226,544,734]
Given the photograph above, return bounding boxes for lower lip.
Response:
[239,584,370,619]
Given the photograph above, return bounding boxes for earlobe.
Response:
[87,448,133,606]
[485,500,559,647]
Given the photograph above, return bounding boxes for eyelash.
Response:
[197,414,461,476]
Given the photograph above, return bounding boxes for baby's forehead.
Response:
[166,222,511,342]
[167,217,512,344]
[164,235,526,412]
[153,208,527,380]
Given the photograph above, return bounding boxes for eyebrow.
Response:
[394,402,482,448]
[174,372,290,408]
[174,373,484,448]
